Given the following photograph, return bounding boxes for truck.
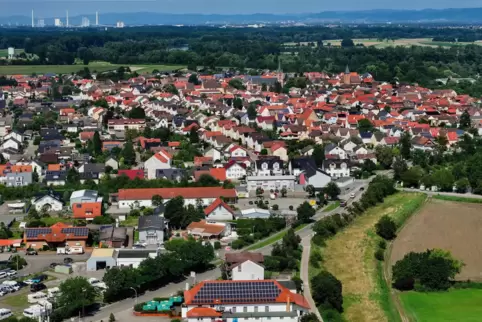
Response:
[57,246,84,255]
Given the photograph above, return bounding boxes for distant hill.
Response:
[3,8,482,26]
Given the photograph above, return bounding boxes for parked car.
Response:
[350,192,355,198]
[30,283,46,292]
[49,263,58,269]
[26,250,37,256]
[31,275,47,284]
[63,258,73,264]
[6,270,16,277]
[340,200,347,207]
[359,187,365,191]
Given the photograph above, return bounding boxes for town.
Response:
[0,60,479,322]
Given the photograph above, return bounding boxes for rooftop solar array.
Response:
[25,228,52,238]
[61,227,89,236]
[193,281,281,304]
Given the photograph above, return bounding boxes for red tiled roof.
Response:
[0,239,22,247]
[118,187,236,200]
[186,308,221,318]
[72,202,102,219]
[118,170,145,180]
[187,220,226,236]
[204,197,234,216]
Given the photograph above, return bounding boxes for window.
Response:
[232,307,236,313]
[254,307,258,312]
[265,306,269,312]
[243,307,247,313]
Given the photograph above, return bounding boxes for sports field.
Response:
[0,62,185,75]
[400,289,482,322]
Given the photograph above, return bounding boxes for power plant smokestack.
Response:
[31,10,34,28]
[66,10,69,27]
[96,11,99,26]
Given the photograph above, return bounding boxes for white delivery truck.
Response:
[27,292,47,304]
[23,305,47,318]
[47,287,60,299]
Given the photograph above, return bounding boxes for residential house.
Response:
[105,157,119,170]
[255,157,283,176]
[324,143,348,159]
[246,174,296,192]
[224,252,265,280]
[138,215,166,245]
[156,168,185,182]
[290,157,331,190]
[72,202,102,220]
[186,220,231,239]
[45,170,67,186]
[323,159,351,178]
[24,223,89,250]
[144,150,172,179]
[107,119,146,135]
[70,190,101,204]
[4,172,32,187]
[99,226,128,248]
[31,191,64,212]
[204,197,235,221]
[225,161,247,180]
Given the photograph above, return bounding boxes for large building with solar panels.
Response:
[182,280,310,322]
[23,223,89,250]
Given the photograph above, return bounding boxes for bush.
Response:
[214,241,221,250]
[109,313,116,322]
[272,204,279,211]
[231,239,245,250]
[289,205,294,211]
[310,251,323,268]
[375,215,397,240]
[134,303,145,312]
[248,201,254,205]
[311,271,343,312]
[375,249,385,261]
[378,240,387,250]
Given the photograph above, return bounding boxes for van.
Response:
[0,272,6,280]
[27,292,47,304]
[23,305,46,318]
[0,309,12,320]
[47,287,60,299]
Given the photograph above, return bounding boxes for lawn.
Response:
[2,292,29,315]
[400,289,482,322]
[323,201,340,212]
[40,216,74,226]
[320,192,425,322]
[432,194,482,204]
[0,62,185,75]
[245,224,307,251]
[120,215,138,227]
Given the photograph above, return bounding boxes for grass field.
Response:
[323,201,340,212]
[0,62,185,75]
[245,224,308,251]
[0,48,25,57]
[432,194,482,204]
[320,192,425,322]
[400,289,482,322]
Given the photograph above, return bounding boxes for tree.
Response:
[300,313,319,322]
[228,79,246,90]
[260,149,268,155]
[305,185,315,197]
[459,110,471,129]
[233,97,243,109]
[247,103,257,120]
[392,157,408,181]
[151,195,164,207]
[375,215,397,240]
[401,166,424,188]
[341,38,355,47]
[375,146,394,169]
[312,144,325,168]
[129,107,146,119]
[357,119,374,132]
[324,182,341,200]
[311,271,343,312]
[280,187,287,197]
[67,168,80,185]
[189,127,199,144]
[431,168,455,192]
[92,131,102,156]
[188,73,200,85]
[400,132,412,160]
[164,196,186,229]
[109,313,116,322]
[455,178,470,193]
[121,140,136,166]
[57,277,98,318]
[297,201,316,223]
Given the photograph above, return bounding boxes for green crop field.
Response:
[400,289,482,322]
[0,62,185,75]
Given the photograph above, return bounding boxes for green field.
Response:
[400,289,482,322]
[0,48,25,57]
[432,194,482,204]
[0,62,185,75]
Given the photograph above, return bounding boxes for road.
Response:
[400,188,482,199]
[85,180,372,322]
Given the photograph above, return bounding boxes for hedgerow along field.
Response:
[390,198,482,281]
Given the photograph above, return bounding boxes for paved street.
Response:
[400,188,482,199]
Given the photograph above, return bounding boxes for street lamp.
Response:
[130,287,138,305]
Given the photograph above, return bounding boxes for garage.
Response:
[86,249,116,271]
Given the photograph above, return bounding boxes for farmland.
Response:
[283,38,482,48]
[400,289,482,322]
[0,62,185,75]
[320,192,425,322]
[390,198,482,281]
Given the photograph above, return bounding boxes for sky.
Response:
[1,0,482,17]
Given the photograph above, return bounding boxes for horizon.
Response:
[1,1,482,18]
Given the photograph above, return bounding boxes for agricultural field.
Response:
[0,62,185,75]
[400,289,482,322]
[390,198,482,281]
[0,48,25,57]
[293,38,482,48]
[320,192,425,322]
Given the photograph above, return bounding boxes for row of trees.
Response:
[231,217,286,249]
[103,238,214,302]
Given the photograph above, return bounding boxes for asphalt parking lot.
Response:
[18,251,91,275]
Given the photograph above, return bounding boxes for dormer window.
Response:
[262,163,268,170]
[273,163,279,170]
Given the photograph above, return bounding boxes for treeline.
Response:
[102,237,214,303]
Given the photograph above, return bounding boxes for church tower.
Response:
[344,65,351,85]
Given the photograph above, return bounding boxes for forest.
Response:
[2,26,482,91]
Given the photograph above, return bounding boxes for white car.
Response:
[6,271,16,277]
[350,192,355,198]
[23,280,34,285]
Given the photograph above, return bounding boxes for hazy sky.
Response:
[1,0,482,17]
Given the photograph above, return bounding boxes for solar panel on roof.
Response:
[26,228,52,238]
[192,281,281,304]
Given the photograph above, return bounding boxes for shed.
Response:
[115,249,157,269]
[86,248,116,271]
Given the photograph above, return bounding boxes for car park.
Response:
[30,283,46,292]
